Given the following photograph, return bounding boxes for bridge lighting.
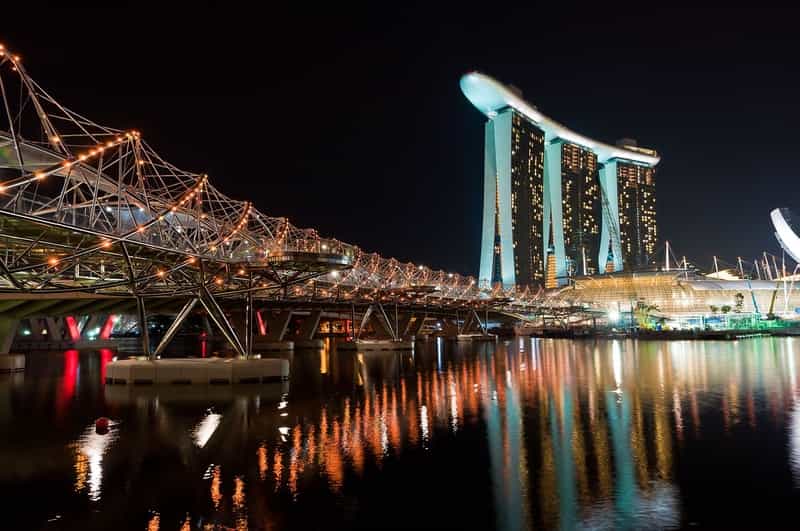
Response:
[331,270,339,278]
[47,257,59,266]
[51,135,60,144]
[187,257,196,264]
[136,226,145,233]
[321,244,328,251]
[101,240,112,248]
[214,277,223,285]
[157,270,165,278]
[34,172,44,180]
[238,268,245,275]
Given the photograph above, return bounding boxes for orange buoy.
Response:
[95,417,110,434]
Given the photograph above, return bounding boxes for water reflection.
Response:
[3,339,800,529]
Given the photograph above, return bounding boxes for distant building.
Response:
[460,72,660,288]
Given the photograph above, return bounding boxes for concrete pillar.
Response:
[397,314,413,339]
[45,317,68,341]
[408,314,428,337]
[80,314,108,339]
[296,310,322,341]
[0,316,19,354]
[263,310,293,341]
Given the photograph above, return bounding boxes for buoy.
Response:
[95,417,110,434]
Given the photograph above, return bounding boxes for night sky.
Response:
[4,7,800,275]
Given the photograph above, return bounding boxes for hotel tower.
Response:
[460,72,660,289]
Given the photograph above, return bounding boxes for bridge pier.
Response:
[294,310,324,349]
[254,309,295,351]
[0,316,24,373]
[0,317,19,355]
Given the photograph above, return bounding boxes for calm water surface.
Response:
[2,338,800,530]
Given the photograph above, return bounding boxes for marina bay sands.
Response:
[461,72,659,289]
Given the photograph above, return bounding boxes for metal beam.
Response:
[152,297,198,358]
[199,286,246,357]
[137,296,152,359]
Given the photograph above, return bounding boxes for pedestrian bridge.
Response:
[0,44,539,357]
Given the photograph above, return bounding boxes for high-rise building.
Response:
[460,72,660,289]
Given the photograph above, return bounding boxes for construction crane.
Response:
[598,177,622,271]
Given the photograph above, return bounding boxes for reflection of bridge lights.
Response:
[192,412,222,448]
[75,423,117,501]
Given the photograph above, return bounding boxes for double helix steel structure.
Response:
[0,44,540,328]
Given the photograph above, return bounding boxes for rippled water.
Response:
[3,338,800,529]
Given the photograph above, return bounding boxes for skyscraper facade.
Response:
[460,72,660,289]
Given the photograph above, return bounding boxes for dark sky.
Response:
[4,6,800,275]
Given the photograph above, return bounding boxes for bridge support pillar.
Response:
[407,313,428,338]
[0,316,19,355]
[262,310,293,342]
[293,310,324,349]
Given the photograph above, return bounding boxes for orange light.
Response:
[34,172,44,180]
[187,257,196,264]
[238,269,245,275]
[47,257,59,266]
[101,240,111,248]
[137,226,145,233]
[51,136,61,144]
[78,155,87,161]
[215,277,223,285]
[157,270,165,277]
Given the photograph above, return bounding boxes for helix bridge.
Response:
[0,44,544,358]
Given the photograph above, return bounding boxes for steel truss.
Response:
[0,45,546,356]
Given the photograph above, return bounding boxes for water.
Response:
[3,338,800,530]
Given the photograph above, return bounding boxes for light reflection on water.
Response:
[2,338,800,529]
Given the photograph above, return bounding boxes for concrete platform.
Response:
[454,333,498,342]
[0,354,25,373]
[337,339,414,351]
[253,340,295,351]
[105,357,289,385]
[294,339,325,349]
[105,380,289,404]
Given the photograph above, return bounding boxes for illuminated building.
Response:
[616,144,658,268]
[460,72,660,288]
[546,270,800,322]
[771,208,800,263]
